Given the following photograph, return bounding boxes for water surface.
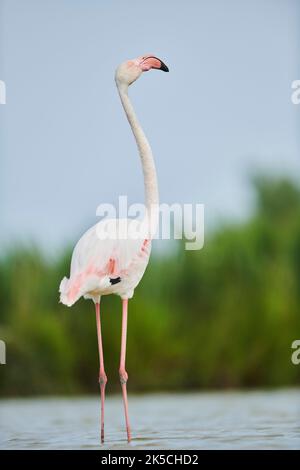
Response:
[0,389,299,449]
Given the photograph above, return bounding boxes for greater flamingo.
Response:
[59,55,169,443]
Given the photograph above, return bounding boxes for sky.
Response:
[0,0,299,253]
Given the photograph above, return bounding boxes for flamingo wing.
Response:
[59,218,151,306]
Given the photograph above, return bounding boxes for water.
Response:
[0,389,299,449]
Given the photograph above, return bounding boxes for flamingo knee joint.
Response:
[99,373,107,386]
[119,369,128,385]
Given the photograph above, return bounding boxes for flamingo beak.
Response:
[140,56,169,72]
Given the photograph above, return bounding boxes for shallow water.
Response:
[0,389,299,449]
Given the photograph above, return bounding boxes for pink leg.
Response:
[95,301,107,444]
[119,299,131,442]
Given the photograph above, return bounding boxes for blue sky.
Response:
[1,0,299,252]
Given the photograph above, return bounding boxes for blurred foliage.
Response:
[0,176,300,396]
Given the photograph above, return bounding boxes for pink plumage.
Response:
[60,219,151,306]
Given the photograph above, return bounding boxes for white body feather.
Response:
[59,218,151,306]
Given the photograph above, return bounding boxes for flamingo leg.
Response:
[95,301,107,444]
[119,299,131,442]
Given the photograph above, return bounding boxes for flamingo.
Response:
[59,55,169,443]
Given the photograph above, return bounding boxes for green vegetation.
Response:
[0,176,300,396]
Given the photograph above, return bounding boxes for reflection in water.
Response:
[0,389,299,449]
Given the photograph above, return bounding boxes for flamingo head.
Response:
[115,54,169,88]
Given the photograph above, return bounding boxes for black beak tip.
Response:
[160,62,169,72]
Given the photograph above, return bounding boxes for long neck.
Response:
[117,83,159,234]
